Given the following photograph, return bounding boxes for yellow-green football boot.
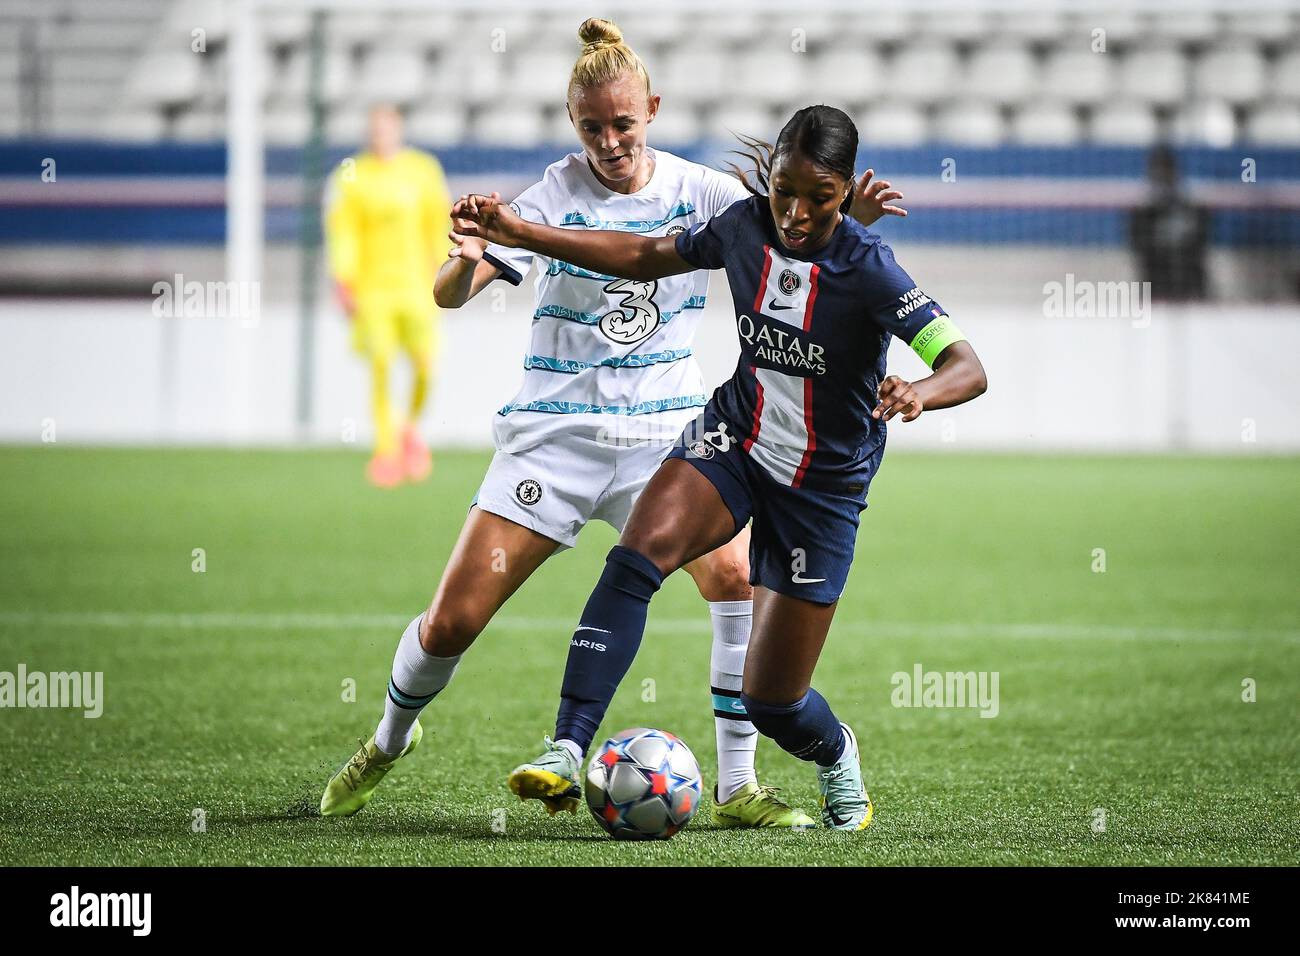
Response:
[711,780,816,829]
[320,720,422,817]
[507,736,581,815]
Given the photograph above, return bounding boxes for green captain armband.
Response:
[909,314,966,368]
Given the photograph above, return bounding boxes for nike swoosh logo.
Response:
[827,805,851,827]
[767,297,795,311]
[791,574,826,584]
[575,626,611,635]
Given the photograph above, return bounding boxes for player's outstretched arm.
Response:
[872,341,988,422]
[456,193,692,281]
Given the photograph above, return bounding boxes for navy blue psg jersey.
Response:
[674,194,965,489]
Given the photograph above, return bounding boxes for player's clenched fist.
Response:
[872,374,923,422]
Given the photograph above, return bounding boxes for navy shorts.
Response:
[665,406,882,605]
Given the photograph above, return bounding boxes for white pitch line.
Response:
[0,610,1295,645]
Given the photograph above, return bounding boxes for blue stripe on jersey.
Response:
[497,394,709,417]
[557,201,696,233]
[524,348,693,374]
[544,260,617,281]
[534,295,707,326]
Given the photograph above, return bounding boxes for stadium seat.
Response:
[654,45,729,108]
[172,107,223,142]
[406,105,469,147]
[1041,46,1113,104]
[1170,99,1237,146]
[1273,48,1300,102]
[542,106,576,145]
[805,48,886,104]
[964,42,1039,106]
[990,9,1068,43]
[277,46,354,106]
[1244,101,1300,145]
[933,101,1006,145]
[386,9,457,46]
[761,12,846,54]
[427,49,506,108]
[262,102,314,145]
[508,50,574,106]
[46,109,109,138]
[355,47,427,106]
[1148,10,1219,44]
[124,51,202,109]
[645,105,702,145]
[707,103,778,143]
[916,8,991,43]
[1193,41,1266,105]
[840,9,912,45]
[733,49,807,107]
[859,103,929,147]
[473,105,547,146]
[1064,10,1144,47]
[1089,100,1159,145]
[261,9,311,49]
[883,40,960,104]
[695,12,762,48]
[1010,101,1084,145]
[164,0,229,46]
[1119,44,1189,106]
[331,11,395,50]
[1224,10,1293,41]
[615,12,689,49]
[98,109,169,141]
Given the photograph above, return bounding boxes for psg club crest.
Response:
[600,278,662,346]
[778,268,801,295]
[687,439,714,460]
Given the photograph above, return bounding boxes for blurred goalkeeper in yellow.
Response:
[326,104,452,487]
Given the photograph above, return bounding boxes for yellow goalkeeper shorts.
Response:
[351,293,439,361]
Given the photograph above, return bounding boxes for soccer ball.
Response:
[585,728,702,840]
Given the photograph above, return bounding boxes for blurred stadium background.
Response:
[1,0,1298,452]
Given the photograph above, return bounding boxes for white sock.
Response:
[374,613,460,756]
[709,599,758,802]
[555,739,583,763]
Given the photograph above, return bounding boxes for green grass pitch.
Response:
[0,446,1296,866]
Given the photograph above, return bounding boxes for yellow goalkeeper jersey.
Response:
[325,148,453,300]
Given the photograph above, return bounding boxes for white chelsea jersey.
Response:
[483,148,750,453]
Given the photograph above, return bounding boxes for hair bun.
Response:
[578,17,623,50]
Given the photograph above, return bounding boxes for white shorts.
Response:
[472,431,674,550]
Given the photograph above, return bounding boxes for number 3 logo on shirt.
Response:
[599,278,661,346]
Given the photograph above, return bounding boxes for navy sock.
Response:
[555,545,664,753]
[741,688,846,766]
